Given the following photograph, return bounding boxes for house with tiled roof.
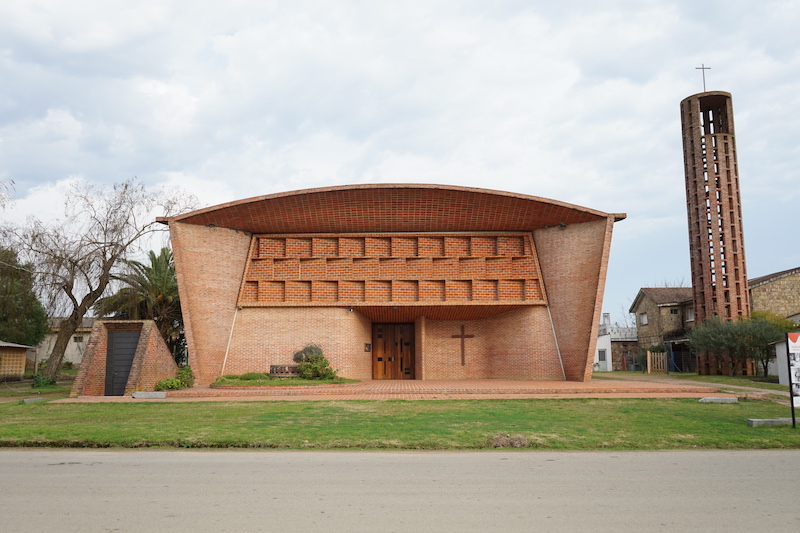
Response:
[629,287,695,372]
[626,268,800,374]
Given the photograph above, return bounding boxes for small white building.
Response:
[772,340,800,385]
[28,317,95,369]
[594,314,613,372]
[596,313,639,372]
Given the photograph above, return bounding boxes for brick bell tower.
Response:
[680,91,751,374]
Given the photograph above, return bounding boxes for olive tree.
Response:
[746,311,797,376]
[688,317,755,376]
[689,314,789,376]
[3,179,190,379]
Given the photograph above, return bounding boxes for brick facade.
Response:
[70,320,178,397]
[535,217,615,380]
[681,92,751,325]
[681,92,752,375]
[239,232,545,306]
[163,184,624,383]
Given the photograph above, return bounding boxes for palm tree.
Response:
[94,247,183,355]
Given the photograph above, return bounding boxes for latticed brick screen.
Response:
[0,348,26,380]
[238,232,546,307]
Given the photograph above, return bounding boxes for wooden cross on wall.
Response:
[452,325,474,366]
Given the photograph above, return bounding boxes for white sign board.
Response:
[787,333,800,411]
[789,332,800,355]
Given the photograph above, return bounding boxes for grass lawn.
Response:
[675,374,789,392]
[0,380,73,403]
[1,397,798,450]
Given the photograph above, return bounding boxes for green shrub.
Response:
[293,344,323,363]
[61,361,74,370]
[31,374,57,388]
[293,344,337,379]
[297,353,337,380]
[177,366,194,388]
[240,372,267,380]
[155,378,183,391]
[154,367,194,391]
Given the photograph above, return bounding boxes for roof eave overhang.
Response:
[158,183,625,235]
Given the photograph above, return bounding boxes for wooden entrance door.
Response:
[372,324,415,380]
[105,330,141,396]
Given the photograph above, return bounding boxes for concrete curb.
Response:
[132,391,168,399]
[747,418,795,427]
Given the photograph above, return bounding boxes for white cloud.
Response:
[0,1,170,51]
[1,0,799,322]
[133,79,199,135]
[2,176,83,225]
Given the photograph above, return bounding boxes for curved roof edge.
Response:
[158,183,626,234]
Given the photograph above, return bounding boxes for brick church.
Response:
[161,184,624,384]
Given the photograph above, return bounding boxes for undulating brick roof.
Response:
[162,183,625,233]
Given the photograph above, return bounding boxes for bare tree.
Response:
[652,277,688,288]
[3,178,191,379]
[0,178,13,209]
[613,303,636,328]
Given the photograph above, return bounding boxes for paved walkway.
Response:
[57,376,744,402]
[596,371,792,404]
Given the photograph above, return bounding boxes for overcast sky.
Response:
[1,0,798,323]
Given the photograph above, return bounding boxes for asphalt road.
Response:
[2,449,799,532]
